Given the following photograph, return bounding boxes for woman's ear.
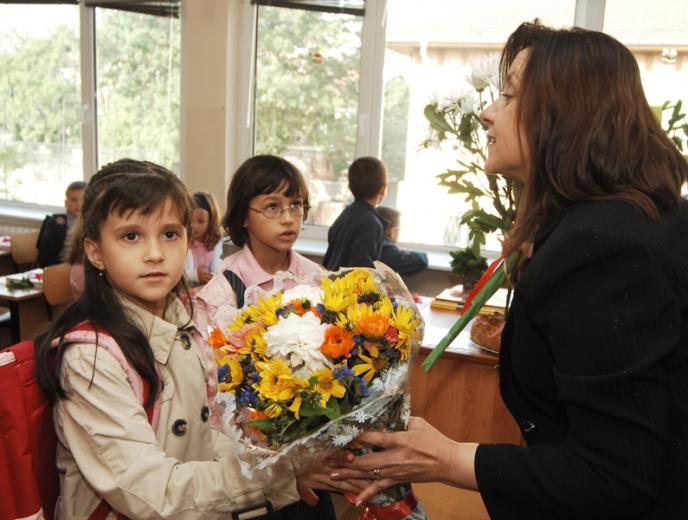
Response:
[83,238,105,271]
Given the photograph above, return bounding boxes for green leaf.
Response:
[247,419,277,432]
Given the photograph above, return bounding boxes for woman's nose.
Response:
[480,102,495,127]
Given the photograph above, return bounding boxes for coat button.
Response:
[520,420,536,433]
[201,405,210,422]
[172,418,188,436]
[180,333,192,350]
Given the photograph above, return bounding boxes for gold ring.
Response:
[371,468,381,480]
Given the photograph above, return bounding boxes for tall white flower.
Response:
[460,90,478,115]
[467,53,500,92]
[264,312,332,377]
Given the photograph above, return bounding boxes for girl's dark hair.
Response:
[501,22,688,256]
[222,155,309,247]
[192,191,223,250]
[35,158,194,406]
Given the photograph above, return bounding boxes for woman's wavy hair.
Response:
[35,159,194,406]
[192,191,223,250]
[502,22,688,256]
[222,155,309,247]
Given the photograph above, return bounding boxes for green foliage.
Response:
[254,7,362,179]
[449,247,488,287]
[0,9,180,188]
[423,88,518,255]
[659,100,688,152]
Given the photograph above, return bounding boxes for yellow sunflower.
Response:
[352,352,387,384]
[217,357,244,393]
[311,367,347,407]
[254,358,307,402]
[246,293,282,326]
[238,324,267,357]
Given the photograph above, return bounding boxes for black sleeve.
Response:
[476,226,677,518]
[36,216,66,267]
[379,244,428,274]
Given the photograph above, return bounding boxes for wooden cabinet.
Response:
[411,305,522,445]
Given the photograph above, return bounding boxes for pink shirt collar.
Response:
[230,245,303,288]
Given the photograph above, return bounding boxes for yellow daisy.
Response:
[255,358,304,402]
[288,394,303,419]
[246,293,282,326]
[352,352,388,384]
[217,357,244,392]
[311,367,347,407]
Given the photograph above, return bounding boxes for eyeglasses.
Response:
[249,202,309,220]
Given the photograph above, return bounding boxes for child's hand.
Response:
[197,268,213,284]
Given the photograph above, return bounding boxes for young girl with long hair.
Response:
[184,190,223,285]
[331,22,688,518]
[33,158,324,519]
[194,154,335,519]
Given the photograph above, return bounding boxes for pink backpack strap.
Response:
[53,323,162,432]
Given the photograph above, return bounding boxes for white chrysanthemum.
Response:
[264,312,331,377]
[460,90,478,115]
[467,52,500,92]
[282,285,324,306]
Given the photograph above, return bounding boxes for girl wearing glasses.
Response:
[193,154,332,519]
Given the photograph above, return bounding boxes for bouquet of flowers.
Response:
[209,262,428,519]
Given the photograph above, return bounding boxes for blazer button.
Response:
[172,418,188,436]
[520,420,536,433]
[201,405,210,422]
[180,333,192,350]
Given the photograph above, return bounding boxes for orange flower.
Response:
[320,326,355,359]
[208,327,229,349]
[357,314,390,338]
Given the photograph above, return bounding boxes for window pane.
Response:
[381,0,575,249]
[603,0,688,150]
[95,8,180,172]
[0,5,82,205]
[254,5,362,226]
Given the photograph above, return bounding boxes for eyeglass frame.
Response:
[248,201,309,220]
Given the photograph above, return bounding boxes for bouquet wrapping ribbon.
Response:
[345,488,419,520]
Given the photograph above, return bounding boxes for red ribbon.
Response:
[344,489,419,520]
[460,254,504,314]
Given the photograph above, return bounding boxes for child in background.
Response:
[185,191,223,285]
[194,154,334,520]
[36,180,86,267]
[323,156,387,270]
[376,206,428,275]
[33,159,317,519]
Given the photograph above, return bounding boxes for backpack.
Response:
[0,325,156,520]
[223,269,247,308]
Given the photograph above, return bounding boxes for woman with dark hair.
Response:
[331,22,688,518]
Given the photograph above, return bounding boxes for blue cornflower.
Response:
[217,364,229,383]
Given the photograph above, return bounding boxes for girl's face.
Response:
[191,207,210,241]
[244,184,304,257]
[480,49,531,182]
[84,197,188,317]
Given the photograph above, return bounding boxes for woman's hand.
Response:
[296,450,368,505]
[330,417,478,504]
